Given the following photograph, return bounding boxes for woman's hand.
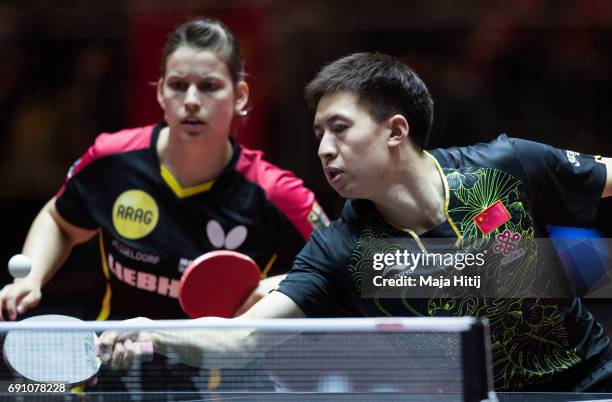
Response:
[0,278,42,320]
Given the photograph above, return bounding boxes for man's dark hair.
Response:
[305,52,434,148]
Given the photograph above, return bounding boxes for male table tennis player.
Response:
[101,52,612,392]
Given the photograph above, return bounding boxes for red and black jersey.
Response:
[56,123,327,319]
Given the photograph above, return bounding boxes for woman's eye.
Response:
[169,82,188,91]
[199,82,218,92]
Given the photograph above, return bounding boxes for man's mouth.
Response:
[325,167,344,181]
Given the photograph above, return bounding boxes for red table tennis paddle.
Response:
[179,250,261,318]
[3,315,154,385]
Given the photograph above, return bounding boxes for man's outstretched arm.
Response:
[98,291,304,369]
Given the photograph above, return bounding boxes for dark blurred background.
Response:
[0,0,610,322]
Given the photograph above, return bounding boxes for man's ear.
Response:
[387,114,409,148]
[156,79,165,111]
[234,80,250,116]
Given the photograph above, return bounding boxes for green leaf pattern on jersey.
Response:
[349,167,581,390]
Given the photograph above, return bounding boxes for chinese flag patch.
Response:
[473,200,511,235]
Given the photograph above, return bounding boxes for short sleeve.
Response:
[54,126,154,230]
[54,151,99,229]
[277,225,360,318]
[508,137,606,227]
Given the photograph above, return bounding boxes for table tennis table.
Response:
[1,391,611,401]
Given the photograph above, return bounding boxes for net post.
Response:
[461,316,498,402]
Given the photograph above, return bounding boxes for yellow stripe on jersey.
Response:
[424,150,463,245]
[96,230,112,321]
[160,165,214,198]
[260,253,278,279]
[207,368,222,390]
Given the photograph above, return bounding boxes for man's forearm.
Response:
[147,319,263,368]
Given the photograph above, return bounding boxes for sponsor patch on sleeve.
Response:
[307,201,330,229]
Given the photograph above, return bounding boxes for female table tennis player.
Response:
[0,16,328,390]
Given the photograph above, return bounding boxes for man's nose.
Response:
[318,132,337,162]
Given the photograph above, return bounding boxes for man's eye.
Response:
[314,131,323,141]
[332,125,347,134]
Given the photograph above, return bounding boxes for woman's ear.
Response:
[156,79,165,111]
[234,80,250,116]
[387,114,409,148]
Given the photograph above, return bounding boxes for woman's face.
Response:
[157,46,248,142]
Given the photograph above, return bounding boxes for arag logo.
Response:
[112,190,159,239]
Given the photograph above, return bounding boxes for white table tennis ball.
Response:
[8,254,32,279]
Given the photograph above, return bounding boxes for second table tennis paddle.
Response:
[179,250,261,318]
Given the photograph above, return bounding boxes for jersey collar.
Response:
[151,123,242,198]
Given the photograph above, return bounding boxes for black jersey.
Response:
[278,134,609,391]
[56,124,327,319]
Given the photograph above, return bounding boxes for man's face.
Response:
[313,91,391,199]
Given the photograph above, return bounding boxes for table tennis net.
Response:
[0,317,495,402]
